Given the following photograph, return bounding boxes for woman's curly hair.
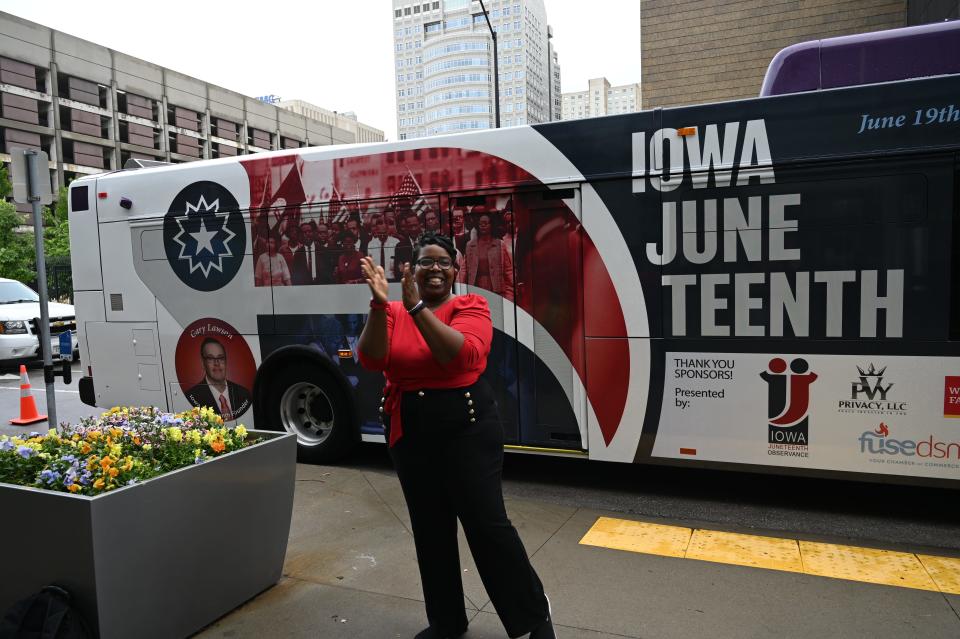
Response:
[414,231,458,264]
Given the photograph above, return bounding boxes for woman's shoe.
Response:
[529,617,556,639]
[528,595,556,639]
[414,625,467,639]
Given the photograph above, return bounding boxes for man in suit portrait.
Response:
[185,337,252,420]
[393,208,422,279]
[313,221,338,284]
[366,214,400,282]
[292,221,324,285]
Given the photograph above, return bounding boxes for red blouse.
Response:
[358,294,492,446]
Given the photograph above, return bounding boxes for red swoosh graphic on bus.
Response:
[240,148,629,446]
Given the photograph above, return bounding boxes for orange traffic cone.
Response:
[10,364,47,425]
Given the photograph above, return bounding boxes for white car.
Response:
[0,277,79,366]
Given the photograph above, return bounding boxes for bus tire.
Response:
[264,361,358,464]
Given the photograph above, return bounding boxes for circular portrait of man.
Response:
[175,318,255,421]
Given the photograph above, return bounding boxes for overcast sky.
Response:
[0,0,640,141]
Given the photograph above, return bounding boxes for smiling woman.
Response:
[356,232,556,638]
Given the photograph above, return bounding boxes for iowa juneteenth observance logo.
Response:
[163,181,245,291]
[760,357,817,458]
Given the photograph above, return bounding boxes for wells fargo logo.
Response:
[944,376,960,418]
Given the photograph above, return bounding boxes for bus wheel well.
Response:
[253,345,358,435]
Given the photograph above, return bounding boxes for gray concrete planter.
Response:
[0,430,296,639]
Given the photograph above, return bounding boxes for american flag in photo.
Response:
[393,169,431,218]
[328,187,352,224]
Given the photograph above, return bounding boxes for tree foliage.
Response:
[0,201,36,283]
[0,164,71,286]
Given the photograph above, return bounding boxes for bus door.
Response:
[452,187,586,451]
[447,190,522,444]
[512,187,586,450]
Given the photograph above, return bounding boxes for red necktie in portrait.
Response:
[219,394,230,420]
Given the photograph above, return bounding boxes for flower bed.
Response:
[0,406,258,495]
[0,407,294,639]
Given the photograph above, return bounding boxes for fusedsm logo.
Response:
[858,422,960,463]
[163,181,246,291]
[759,357,817,458]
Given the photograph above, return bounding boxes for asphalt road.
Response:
[0,361,99,439]
[3,362,958,553]
[341,443,960,554]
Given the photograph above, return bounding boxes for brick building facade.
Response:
[640,0,957,110]
[0,11,380,204]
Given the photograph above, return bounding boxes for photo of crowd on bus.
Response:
[251,179,517,301]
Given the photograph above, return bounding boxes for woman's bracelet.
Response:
[407,300,426,316]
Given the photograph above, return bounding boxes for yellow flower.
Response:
[167,427,182,442]
[235,425,248,439]
[110,444,122,458]
[194,448,202,458]
[47,428,57,437]
[100,456,113,469]
[88,430,101,440]
[93,478,105,490]
[86,456,99,470]
[68,483,81,493]
[80,442,92,454]
[122,457,133,472]
[187,429,202,445]
[142,443,152,452]
[108,467,119,478]
[109,428,122,439]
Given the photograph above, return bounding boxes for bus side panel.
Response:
[67,180,102,292]
[73,290,105,380]
[99,220,160,324]
[648,147,960,483]
[84,321,166,409]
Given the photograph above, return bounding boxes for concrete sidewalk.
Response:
[195,463,960,639]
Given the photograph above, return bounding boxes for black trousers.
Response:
[386,378,549,638]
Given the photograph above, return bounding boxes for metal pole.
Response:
[478,0,500,128]
[492,32,500,128]
[26,150,56,427]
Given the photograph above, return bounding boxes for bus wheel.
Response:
[267,364,357,463]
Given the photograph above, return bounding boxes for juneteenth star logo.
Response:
[164,181,245,291]
[172,195,237,278]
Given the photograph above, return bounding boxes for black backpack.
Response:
[0,585,91,639]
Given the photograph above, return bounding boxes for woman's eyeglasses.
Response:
[415,257,454,270]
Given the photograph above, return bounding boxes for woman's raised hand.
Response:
[360,256,389,305]
[401,262,421,311]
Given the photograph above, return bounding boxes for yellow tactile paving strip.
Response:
[687,529,804,573]
[579,516,960,595]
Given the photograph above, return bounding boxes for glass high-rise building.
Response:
[392,0,559,139]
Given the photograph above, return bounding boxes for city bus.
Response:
[68,24,960,487]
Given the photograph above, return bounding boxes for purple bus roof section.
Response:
[760,20,960,96]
